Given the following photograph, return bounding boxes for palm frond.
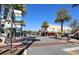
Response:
[55,8,71,23]
[72,4,79,8]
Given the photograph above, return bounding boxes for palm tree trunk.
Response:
[13,28,16,40]
[10,20,13,53]
[10,5,14,53]
[0,4,1,37]
[61,21,63,39]
[20,25,22,36]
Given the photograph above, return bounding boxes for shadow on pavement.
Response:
[19,37,40,48]
[17,37,40,55]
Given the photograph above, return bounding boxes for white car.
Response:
[68,34,74,37]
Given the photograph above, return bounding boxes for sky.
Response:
[23,4,79,31]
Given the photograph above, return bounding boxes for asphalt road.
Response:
[26,36,79,55]
[27,43,79,55]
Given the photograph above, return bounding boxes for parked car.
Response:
[68,34,75,38]
[68,32,79,39]
[74,32,79,39]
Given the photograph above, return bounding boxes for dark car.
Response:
[69,32,79,39]
[74,32,79,39]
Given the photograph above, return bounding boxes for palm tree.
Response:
[70,20,79,33]
[12,4,26,16]
[10,4,26,53]
[0,4,2,36]
[19,20,25,36]
[72,4,79,7]
[4,4,26,14]
[12,4,26,37]
[41,21,49,36]
[3,4,26,36]
[2,4,26,53]
[55,8,71,39]
[4,4,26,35]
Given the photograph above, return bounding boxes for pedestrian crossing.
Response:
[62,46,79,55]
[62,46,79,52]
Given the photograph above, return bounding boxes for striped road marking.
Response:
[68,51,79,55]
[62,46,79,52]
[62,46,79,55]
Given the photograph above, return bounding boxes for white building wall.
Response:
[47,25,72,33]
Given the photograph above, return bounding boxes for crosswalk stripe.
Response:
[68,51,79,55]
[62,46,79,52]
[62,46,79,55]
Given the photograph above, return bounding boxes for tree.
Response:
[19,20,25,36]
[3,4,26,37]
[1,4,26,53]
[4,4,26,15]
[41,21,49,36]
[71,4,79,33]
[72,4,79,7]
[70,20,79,33]
[9,4,26,53]
[55,8,71,39]
[4,4,26,35]
[27,30,33,35]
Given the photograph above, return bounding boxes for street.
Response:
[27,36,79,55]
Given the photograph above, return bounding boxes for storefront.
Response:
[41,25,72,36]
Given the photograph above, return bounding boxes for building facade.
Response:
[41,25,72,36]
[47,25,72,33]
